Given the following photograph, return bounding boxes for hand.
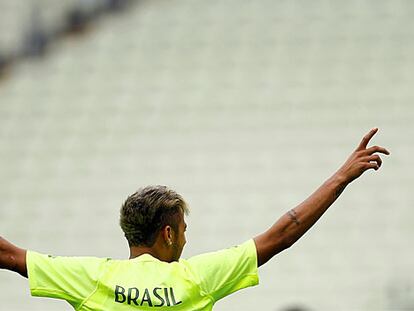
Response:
[337,128,390,183]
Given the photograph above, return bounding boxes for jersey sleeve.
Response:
[186,239,259,302]
[26,250,108,308]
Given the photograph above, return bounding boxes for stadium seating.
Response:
[0,1,413,310]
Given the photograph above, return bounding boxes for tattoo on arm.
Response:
[288,209,300,225]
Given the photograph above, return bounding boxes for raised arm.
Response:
[254,128,390,267]
[0,236,27,277]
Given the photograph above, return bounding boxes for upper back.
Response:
[90,255,207,310]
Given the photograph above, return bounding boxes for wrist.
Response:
[329,170,350,188]
[324,172,349,200]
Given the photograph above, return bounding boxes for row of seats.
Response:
[0,1,413,310]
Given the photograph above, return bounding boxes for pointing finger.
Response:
[357,128,378,151]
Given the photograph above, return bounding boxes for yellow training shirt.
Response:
[27,239,259,310]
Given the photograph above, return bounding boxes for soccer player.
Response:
[0,128,389,310]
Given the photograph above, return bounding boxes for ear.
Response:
[162,225,174,246]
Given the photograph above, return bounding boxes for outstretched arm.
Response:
[0,236,27,277]
[254,128,390,267]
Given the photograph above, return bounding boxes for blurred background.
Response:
[0,0,413,310]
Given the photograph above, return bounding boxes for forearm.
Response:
[254,128,390,267]
[254,172,348,265]
[271,172,348,249]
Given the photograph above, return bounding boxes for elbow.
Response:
[281,241,292,251]
[270,236,293,254]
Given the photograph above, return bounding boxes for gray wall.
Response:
[0,1,413,310]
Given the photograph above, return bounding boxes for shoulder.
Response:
[27,250,111,276]
[185,239,257,264]
[182,239,257,276]
[179,240,259,301]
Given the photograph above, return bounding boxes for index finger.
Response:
[356,128,378,151]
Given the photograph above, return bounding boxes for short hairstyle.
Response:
[120,185,189,247]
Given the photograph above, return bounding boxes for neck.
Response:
[129,245,172,262]
[129,246,156,259]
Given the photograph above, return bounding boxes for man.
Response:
[0,128,389,310]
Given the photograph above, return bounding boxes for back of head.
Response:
[120,185,189,247]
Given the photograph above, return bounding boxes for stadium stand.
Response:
[0,0,413,310]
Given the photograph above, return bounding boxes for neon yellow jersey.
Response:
[27,239,259,310]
